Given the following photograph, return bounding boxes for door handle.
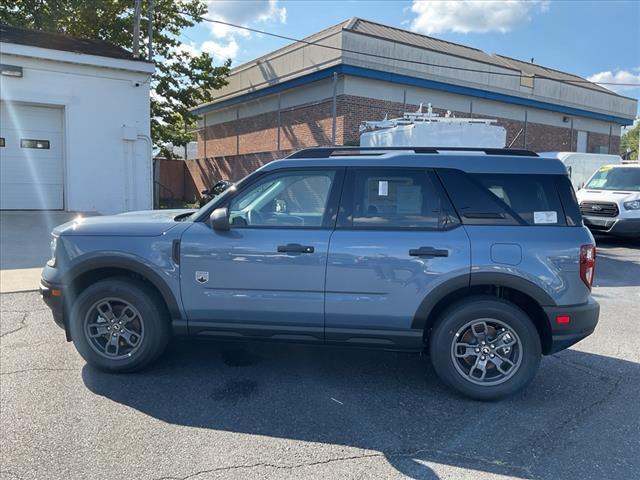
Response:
[277,243,315,254]
[409,247,449,257]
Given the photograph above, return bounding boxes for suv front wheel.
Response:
[68,277,170,372]
[429,297,541,400]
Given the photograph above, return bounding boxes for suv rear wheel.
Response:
[68,277,170,372]
[429,297,541,400]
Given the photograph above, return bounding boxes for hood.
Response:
[576,189,640,204]
[53,209,196,237]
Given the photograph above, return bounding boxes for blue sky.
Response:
[182,1,640,106]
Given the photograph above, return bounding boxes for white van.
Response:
[538,152,622,190]
[576,164,640,238]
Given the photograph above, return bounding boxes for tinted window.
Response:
[229,171,335,228]
[345,169,459,229]
[438,169,566,226]
[555,176,582,226]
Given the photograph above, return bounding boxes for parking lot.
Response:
[0,236,638,480]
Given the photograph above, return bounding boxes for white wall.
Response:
[0,43,154,214]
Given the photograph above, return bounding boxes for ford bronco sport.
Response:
[41,147,599,400]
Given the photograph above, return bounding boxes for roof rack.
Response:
[286,146,539,159]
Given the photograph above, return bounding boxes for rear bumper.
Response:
[583,216,640,237]
[544,297,600,354]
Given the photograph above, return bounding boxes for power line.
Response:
[180,11,640,89]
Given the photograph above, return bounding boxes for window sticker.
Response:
[598,166,613,172]
[534,211,558,224]
[588,179,607,188]
[378,180,388,197]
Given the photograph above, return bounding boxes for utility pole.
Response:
[132,0,142,58]
[147,0,155,59]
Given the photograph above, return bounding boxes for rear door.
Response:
[324,168,471,348]
[180,168,344,342]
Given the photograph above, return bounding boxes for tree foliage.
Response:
[620,122,639,161]
[1,0,230,158]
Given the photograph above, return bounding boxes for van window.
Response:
[437,170,567,226]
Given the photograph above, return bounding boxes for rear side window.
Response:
[437,169,567,226]
[339,168,459,229]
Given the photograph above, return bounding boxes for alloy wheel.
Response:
[450,318,523,386]
[84,298,145,360]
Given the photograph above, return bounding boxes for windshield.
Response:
[585,167,640,192]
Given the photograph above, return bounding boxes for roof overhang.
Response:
[0,42,155,74]
[193,64,635,126]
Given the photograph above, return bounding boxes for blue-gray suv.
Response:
[41,147,599,400]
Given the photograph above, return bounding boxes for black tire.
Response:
[68,277,170,373]
[429,296,541,401]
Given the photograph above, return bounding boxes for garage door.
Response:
[0,102,64,210]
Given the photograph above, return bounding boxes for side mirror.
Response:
[210,207,230,231]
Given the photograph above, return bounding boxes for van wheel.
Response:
[68,277,170,373]
[429,297,541,401]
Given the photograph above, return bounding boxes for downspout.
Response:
[137,133,153,210]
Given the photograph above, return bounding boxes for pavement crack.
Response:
[151,446,533,480]
[0,312,29,339]
[529,357,624,459]
[0,470,23,480]
[0,367,77,376]
[151,453,383,480]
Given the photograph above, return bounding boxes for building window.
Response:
[21,139,50,149]
[0,137,5,147]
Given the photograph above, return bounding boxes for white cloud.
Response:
[201,39,240,60]
[180,1,286,62]
[587,68,640,93]
[176,38,240,61]
[205,0,287,38]
[409,0,549,35]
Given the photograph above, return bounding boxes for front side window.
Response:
[346,169,458,229]
[585,167,640,192]
[228,170,335,228]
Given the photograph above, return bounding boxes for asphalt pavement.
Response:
[1,236,638,480]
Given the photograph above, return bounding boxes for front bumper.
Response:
[39,279,68,338]
[544,297,600,354]
[583,215,640,238]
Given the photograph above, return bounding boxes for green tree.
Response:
[620,122,639,160]
[1,0,230,158]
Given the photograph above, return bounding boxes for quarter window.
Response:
[438,169,566,226]
[228,171,336,228]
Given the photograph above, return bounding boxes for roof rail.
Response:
[286,146,539,159]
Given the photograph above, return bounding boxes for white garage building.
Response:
[0,24,154,213]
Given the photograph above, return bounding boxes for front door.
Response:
[180,168,344,342]
[325,168,471,348]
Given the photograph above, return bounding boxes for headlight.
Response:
[47,236,58,267]
[623,200,640,210]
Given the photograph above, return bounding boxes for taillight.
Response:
[580,244,596,290]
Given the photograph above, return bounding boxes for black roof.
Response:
[0,24,149,62]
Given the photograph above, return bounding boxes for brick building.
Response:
[189,18,637,191]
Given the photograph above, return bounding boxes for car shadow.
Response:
[593,235,640,287]
[82,339,639,479]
